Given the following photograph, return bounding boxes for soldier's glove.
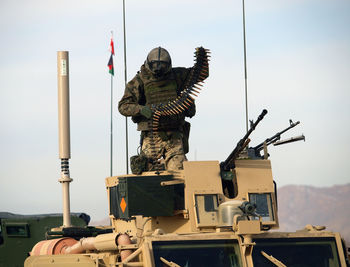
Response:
[140,106,152,119]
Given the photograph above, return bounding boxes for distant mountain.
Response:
[277,183,350,244]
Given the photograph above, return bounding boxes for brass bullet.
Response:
[189,91,198,97]
[191,88,200,94]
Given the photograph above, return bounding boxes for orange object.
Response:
[30,238,78,255]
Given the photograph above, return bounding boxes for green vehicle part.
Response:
[0,212,89,267]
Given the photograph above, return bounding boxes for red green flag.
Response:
[108,55,114,76]
[107,38,114,76]
[110,38,115,55]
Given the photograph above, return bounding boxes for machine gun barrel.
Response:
[220,109,267,171]
[273,134,305,146]
[253,120,300,152]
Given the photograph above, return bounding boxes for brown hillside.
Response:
[277,184,350,244]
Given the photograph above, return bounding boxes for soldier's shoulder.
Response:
[128,71,144,86]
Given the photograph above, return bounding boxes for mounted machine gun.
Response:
[220,110,305,198]
[250,119,305,159]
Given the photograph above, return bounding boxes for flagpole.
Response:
[122,0,129,174]
[110,72,113,177]
[108,32,115,177]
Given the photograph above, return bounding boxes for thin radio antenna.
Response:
[122,0,129,174]
[242,0,249,132]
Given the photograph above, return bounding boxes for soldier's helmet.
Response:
[145,47,172,78]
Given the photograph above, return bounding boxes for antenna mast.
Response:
[122,0,129,174]
[57,51,72,227]
[242,0,249,132]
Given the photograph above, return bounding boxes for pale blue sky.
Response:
[0,0,349,220]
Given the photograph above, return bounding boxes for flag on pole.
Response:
[108,34,115,176]
[110,38,115,55]
[107,38,114,76]
[108,55,114,76]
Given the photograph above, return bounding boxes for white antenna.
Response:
[57,51,72,227]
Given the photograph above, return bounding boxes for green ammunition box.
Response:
[109,175,180,220]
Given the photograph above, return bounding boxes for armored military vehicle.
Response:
[0,212,89,267]
[23,51,349,266]
[24,145,350,266]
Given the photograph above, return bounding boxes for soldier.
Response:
[118,47,209,171]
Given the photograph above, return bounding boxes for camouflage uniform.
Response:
[141,131,186,171]
[119,49,208,171]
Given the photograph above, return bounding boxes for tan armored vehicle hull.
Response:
[25,160,349,266]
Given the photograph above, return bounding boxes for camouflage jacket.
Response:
[118,65,200,131]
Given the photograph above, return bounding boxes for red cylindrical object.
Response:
[30,238,78,255]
